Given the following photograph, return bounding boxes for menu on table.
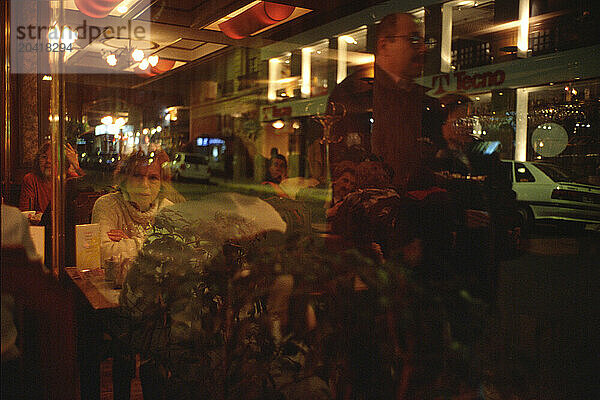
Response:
[29,225,45,264]
[75,223,101,271]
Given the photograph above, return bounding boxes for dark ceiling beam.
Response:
[262,0,326,9]
[154,42,227,61]
[190,0,255,29]
[151,21,243,45]
[188,0,331,29]
[145,7,194,27]
[64,9,256,46]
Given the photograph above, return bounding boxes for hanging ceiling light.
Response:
[131,49,145,62]
[47,25,61,45]
[60,26,78,46]
[114,117,127,127]
[101,116,113,125]
[106,53,118,66]
[148,55,159,67]
[139,58,149,70]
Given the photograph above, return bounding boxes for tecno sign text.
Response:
[431,70,506,95]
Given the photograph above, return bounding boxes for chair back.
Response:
[74,191,104,225]
[1,247,80,399]
[1,182,22,207]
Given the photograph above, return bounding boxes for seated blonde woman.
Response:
[91,151,175,263]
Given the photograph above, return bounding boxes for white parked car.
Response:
[501,160,600,228]
[171,153,211,182]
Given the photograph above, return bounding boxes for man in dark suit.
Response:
[328,13,438,189]
[371,13,429,187]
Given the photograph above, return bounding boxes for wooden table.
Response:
[65,267,120,309]
[65,267,125,400]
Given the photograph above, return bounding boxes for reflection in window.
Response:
[526,79,599,175]
[514,162,536,182]
[308,40,330,97]
[337,26,371,83]
[268,53,294,101]
[450,0,494,71]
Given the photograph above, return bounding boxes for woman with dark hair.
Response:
[91,151,175,264]
[19,142,83,214]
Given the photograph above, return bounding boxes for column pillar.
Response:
[440,2,454,73]
[336,36,348,84]
[424,4,443,76]
[515,88,529,161]
[517,0,530,58]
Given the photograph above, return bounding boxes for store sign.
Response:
[262,105,292,121]
[260,95,328,121]
[196,137,226,146]
[418,44,600,98]
[431,70,506,95]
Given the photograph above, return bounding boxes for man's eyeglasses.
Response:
[385,35,437,48]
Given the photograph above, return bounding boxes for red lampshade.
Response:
[219,1,295,39]
[150,59,175,75]
[74,0,122,19]
[135,59,175,78]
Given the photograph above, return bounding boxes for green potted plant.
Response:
[113,202,489,399]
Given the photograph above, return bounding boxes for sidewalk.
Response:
[494,230,599,399]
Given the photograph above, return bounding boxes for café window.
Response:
[526,79,600,175]
[238,48,261,90]
[3,1,599,399]
[307,40,330,97]
[268,53,294,101]
[443,0,600,72]
[336,26,371,83]
[445,0,495,71]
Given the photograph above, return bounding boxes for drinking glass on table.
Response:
[114,256,132,289]
[104,254,132,289]
[103,255,120,285]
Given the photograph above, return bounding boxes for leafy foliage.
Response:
[115,207,488,399]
